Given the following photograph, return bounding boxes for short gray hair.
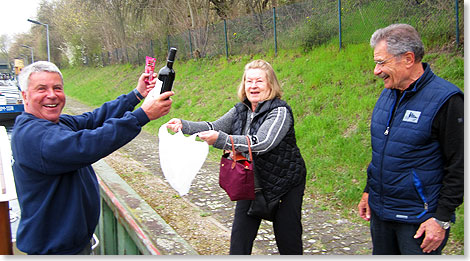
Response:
[18,61,63,91]
[370,24,424,62]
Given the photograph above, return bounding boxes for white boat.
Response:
[0,80,23,122]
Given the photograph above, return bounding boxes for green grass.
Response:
[61,43,464,254]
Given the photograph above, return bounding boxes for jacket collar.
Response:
[393,63,434,98]
[242,98,273,113]
[407,63,434,93]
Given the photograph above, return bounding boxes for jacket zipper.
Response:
[384,94,397,136]
[412,170,429,218]
[380,90,403,215]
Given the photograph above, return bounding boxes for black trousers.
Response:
[229,178,305,255]
[75,242,92,255]
[370,211,450,255]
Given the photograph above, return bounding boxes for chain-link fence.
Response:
[92,0,463,66]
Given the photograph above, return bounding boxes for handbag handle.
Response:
[228,135,253,168]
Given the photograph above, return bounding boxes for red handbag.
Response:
[219,136,255,201]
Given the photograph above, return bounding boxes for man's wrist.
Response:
[133,89,144,101]
[433,217,451,229]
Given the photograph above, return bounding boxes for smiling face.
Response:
[373,40,411,91]
[244,68,271,111]
[22,71,65,123]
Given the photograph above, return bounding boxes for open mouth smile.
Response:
[379,73,389,81]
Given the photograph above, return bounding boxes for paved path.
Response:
[64,97,372,255]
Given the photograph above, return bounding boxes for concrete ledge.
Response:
[93,159,198,255]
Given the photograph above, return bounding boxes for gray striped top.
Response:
[181,103,292,158]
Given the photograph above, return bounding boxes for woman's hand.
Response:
[166,118,182,132]
[197,130,219,145]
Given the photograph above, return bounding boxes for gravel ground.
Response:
[64,97,462,255]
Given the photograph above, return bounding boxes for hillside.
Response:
[61,43,464,253]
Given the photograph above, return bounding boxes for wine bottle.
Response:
[159,47,177,94]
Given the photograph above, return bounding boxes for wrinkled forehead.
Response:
[373,40,390,59]
[245,68,267,79]
[28,71,63,87]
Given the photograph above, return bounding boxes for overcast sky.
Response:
[0,0,44,38]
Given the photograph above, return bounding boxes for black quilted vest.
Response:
[232,98,306,203]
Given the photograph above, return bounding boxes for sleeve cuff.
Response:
[181,119,190,134]
[133,88,144,101]
[434,206,452,222]
[132,107,150,126]
[126,91,141,107]
[213,131,229,150]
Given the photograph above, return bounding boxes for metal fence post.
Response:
[338,0,342,50]
[102,52,105,67]
[188,30,193,58]
[167,35,171,52]
[125,47,129,64]
[455,0,459,46]
[150,39,154,57]
[136,44,140,64]
[273,7,278,57]
[224,19,229,59]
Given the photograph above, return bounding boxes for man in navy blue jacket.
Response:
[357,24,464,255]
[11,61,173,254]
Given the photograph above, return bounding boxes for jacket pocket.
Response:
[412,169,428,219]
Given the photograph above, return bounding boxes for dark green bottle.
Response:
[159,47,177,94]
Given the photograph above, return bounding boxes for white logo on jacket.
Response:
[403,110,421,123]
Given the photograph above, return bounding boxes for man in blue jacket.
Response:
[11,61,174,254]
[357,24,464,254]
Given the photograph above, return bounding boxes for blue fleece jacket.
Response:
[11,91,149,254]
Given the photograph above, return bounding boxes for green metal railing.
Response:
[92,160,198,255]
[96,200,141,254]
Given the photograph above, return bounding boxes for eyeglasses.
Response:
[245,79,265,87]
[374,55,398,66]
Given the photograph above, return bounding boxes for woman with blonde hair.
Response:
[166,59,306,254]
